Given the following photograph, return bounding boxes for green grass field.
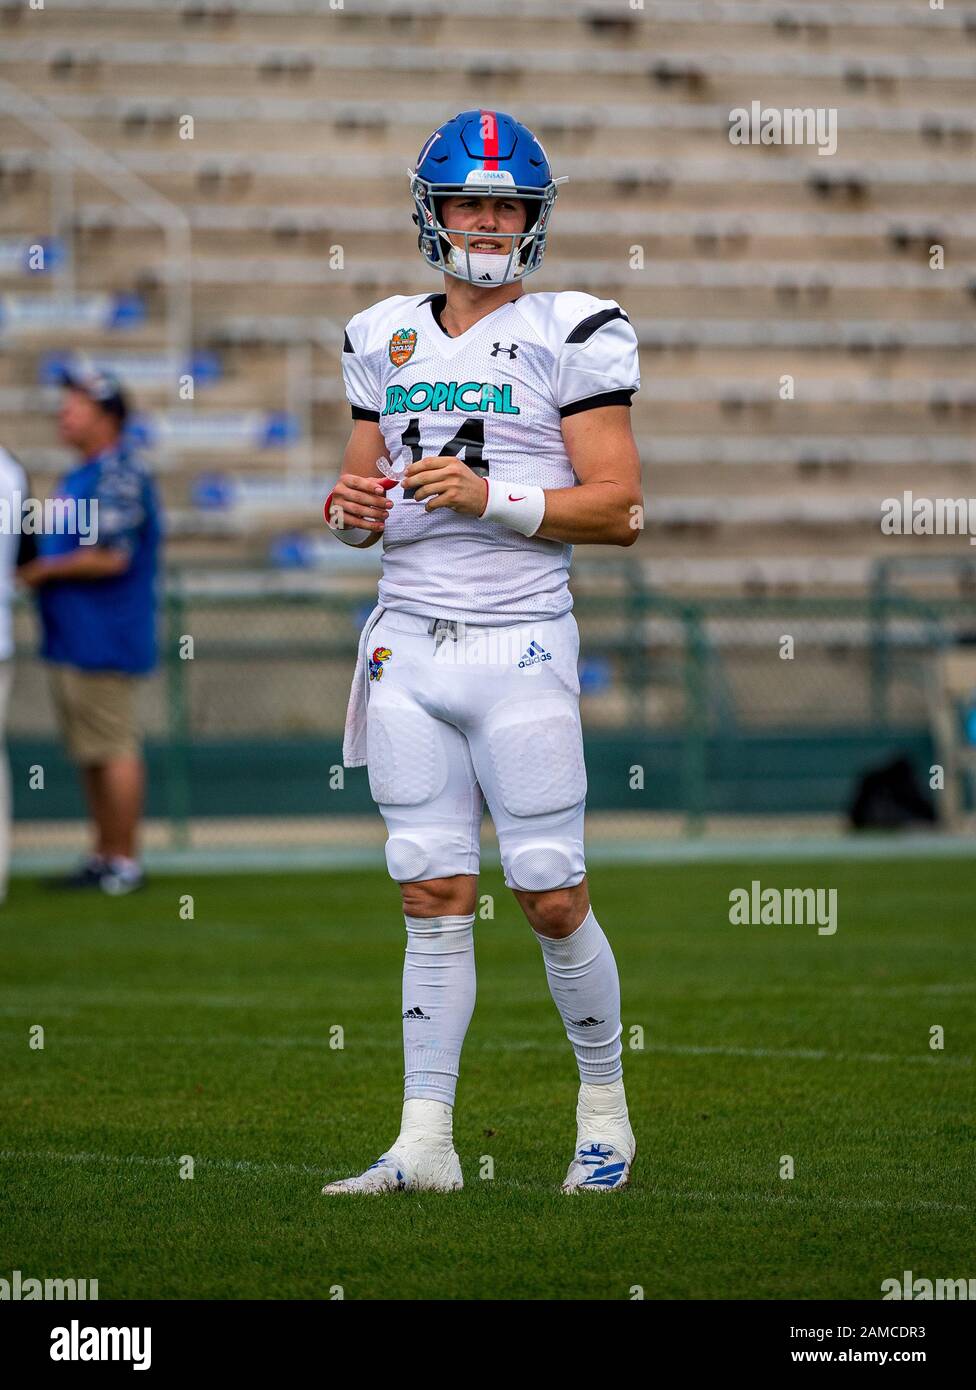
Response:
[1,858,972,1300]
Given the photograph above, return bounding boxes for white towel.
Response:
[342,603,386,767]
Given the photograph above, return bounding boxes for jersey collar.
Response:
[420,293,518,359]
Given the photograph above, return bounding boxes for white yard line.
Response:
[0,1148,967,1213]
[17,1033,972,1066]
[0,1148,321,1176]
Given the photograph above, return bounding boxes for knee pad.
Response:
[384,835,433,882]
[486,692,586,819]
[505,839,585,892]
[367,698,448,807]
[384,829,478,883]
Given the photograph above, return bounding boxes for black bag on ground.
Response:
[849,755,936,829]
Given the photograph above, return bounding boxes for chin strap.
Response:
[448,245,525,285]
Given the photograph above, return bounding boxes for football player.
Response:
[322,110,643,1194]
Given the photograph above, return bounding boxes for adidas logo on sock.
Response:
[570,1016,606,1028]
[402,1005,431,1020]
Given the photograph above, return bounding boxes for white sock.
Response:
[533,906,623,1084]
[105,855,140,878]
[402,912,476,1108]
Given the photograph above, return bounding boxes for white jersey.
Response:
[0,446,26,662]
[340,290,640,625]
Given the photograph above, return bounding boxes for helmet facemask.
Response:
[409,173,560,287]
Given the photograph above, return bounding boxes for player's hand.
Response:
[404,456,489,517]
[325,474,396,532]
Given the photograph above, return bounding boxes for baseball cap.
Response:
[58,363,130,426]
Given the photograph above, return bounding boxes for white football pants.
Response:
[362,608,587,891]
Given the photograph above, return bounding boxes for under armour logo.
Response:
[490,342,519,359]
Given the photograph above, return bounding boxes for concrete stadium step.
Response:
[7,142,974,188]
[24,0,969,42]
[7,0,966,59]
[25,93,976,140]
[15,112,971,165]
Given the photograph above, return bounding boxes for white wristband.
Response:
[480,480,546,537]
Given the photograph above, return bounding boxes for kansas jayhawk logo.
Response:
[389,328,418,368]
[369,646,393,682]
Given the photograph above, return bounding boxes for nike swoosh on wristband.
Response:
[508,494,526,502]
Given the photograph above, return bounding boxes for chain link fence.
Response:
[9,568,969,855]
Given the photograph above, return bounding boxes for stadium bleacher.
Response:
[0,0,974,595]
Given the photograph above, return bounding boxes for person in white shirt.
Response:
[322,111,644,1196]
[0,445,28,903]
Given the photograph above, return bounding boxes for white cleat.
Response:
[561,1139,636,1193]
[321,1142,463,1195]
[562,1080,636,1192]
[321,1153,410,1195]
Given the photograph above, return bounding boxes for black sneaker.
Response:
[45,859,106,890]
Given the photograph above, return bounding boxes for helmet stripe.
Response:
[480,108,499,170]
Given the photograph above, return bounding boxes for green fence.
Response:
[10,570,967,844]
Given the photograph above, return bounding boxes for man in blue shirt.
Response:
[18,367,162,894]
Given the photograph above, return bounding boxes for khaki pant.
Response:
[48,664,142,766]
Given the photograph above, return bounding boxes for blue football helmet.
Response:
[408,109,564,286]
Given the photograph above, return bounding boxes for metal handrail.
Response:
[0,79,192,374]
